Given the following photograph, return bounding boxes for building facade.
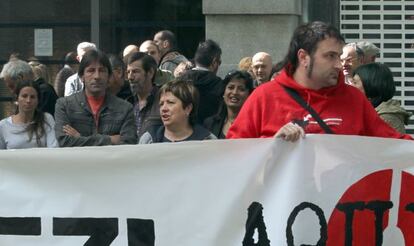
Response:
[340,0,414,134]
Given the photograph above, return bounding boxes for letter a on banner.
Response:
[243,202,270,246]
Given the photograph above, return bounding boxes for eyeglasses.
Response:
[341,57,359,64]
[342,43,365,64]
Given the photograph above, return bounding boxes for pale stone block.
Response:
[203,0,302,15]
[206,15,300,77]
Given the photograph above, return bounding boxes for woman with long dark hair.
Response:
[0,80,58,149]
[204,70,253,139]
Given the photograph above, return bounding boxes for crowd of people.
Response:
[0,21,412,150]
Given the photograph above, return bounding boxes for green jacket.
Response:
[154,68,174,86]
[376,99,412,134]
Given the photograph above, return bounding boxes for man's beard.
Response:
[306,56,314,79]
[130,74,149,94]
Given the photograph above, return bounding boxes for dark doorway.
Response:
[100,0,205,59]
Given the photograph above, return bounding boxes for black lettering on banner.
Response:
[365,200,393,246]
[286,202,327,246]
[53,217,118,246]
[336,202,365,246]
[405,202,414,212]
[242,202,270,246]
[0,217,41,235]
[127,218,155,246]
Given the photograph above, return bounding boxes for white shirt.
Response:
[64,73,83,97]
[0,113,58,149]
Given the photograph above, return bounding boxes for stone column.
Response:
[203,0,303,77]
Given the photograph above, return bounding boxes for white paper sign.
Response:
[34,29,53,56]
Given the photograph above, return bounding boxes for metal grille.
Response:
[340,0,414,134]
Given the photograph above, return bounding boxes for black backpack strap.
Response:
[281,85,334,134]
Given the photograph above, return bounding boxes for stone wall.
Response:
[203,0,302,77]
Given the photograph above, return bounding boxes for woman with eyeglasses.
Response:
[0,80,58,149]
[139,79,216,143]
[204,70,254,139]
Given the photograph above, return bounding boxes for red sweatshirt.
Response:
[226,69,412,140]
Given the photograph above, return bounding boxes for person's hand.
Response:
[274,122,305,142]
[63,125,80,137]
[110,135,121,145]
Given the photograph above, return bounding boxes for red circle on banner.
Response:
[327,169,414,245]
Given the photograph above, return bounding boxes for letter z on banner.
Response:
[0,135,412,245]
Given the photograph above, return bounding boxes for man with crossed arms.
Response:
[55,49,137,146]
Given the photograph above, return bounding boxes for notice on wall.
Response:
[34,29,53,56]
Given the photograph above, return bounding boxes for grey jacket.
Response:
[55,91,137,147]
[159,51,188,73]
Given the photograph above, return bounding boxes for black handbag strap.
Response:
[281,85,334,134]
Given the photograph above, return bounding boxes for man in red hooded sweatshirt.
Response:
[227,21,412,141]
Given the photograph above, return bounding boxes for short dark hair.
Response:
[108,54,125,73]
[126,52,157,82]
[159,80,199,125]
[222,70,254,94]
[78,49,112,77]
[353,63,395,107]
[157,30,177,50]
[64,52,78,65]
[281,21,345,76]
[194,39,222,67]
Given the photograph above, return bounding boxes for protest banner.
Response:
[0,135,412,245]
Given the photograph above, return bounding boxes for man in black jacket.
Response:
[126,52,161,138]
[180,39,223,124]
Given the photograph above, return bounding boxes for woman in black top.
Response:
[204,70,253,139]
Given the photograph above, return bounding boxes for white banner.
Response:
[0,135,413,245]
